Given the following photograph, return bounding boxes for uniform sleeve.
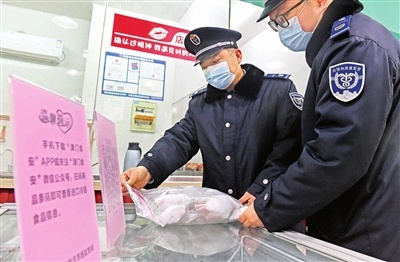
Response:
[254,38,394,231]
[247,80,302,197]
[139,103,200,189]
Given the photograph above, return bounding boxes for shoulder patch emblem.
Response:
[264,73,291,80]
[289,92,303,111]
[329,62,365,102]
[330,15,352,39]
[189,86,207,98]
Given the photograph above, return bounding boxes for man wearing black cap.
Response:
[121,27,303,228]
[239,0,400,261]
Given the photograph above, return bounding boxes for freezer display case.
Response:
[0,203,382,261]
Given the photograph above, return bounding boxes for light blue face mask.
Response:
[278,16,313,52]
[203,54,238,90]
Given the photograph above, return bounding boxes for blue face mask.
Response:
[278,16,313,52]
[203,54,238,90]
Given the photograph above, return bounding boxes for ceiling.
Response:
[3,0,398,39]
[1,0,196,22]
[2,0,397,40]
[2,0,95,21]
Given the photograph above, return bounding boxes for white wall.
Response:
[232,1,310,94]
[0,4,91,171]
[1,0,312,173]
[170,1,310,164]
[82,5,195,173]
[172,0,310,102]
[172,0,231,104]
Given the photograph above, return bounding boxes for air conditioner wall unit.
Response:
[0,30,64,63]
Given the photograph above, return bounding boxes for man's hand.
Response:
[239,203,265,228]
[239,191,256,205]
[120,166,152,196]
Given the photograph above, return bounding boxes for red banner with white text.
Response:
[111,13,195,62]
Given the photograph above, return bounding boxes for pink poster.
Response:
[10,76,101,261]
[94,111,126,248]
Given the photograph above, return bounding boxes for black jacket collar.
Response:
[204,64,265,103]
[305,0,363,67]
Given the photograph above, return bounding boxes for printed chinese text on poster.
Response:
[102,51,166,101]
[10,76,101,261]
[111,13,195,62]
[94,111,126,249]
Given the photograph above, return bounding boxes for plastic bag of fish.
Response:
[126,185,247,227]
